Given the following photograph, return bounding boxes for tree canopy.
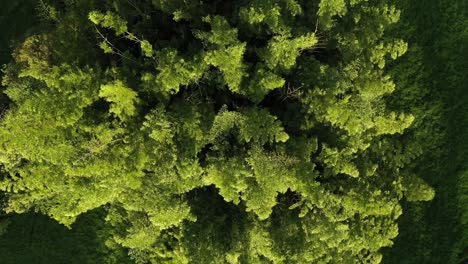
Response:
[1,0,454,263]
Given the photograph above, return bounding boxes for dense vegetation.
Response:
[0,0,465,263]
[383,0,467,263]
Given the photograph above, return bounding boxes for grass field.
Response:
[383,0,467,263]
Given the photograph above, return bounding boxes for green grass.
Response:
[0,211,123,264]
[382,0,468,263]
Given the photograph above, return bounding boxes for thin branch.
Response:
[281,82,303,102]
[94,26,138,64]
[124,31,158,63]
[126,0,145,16]
[315,18,319,33]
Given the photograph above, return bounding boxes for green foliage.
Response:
[143,48,206,96]
[239,0,302,33]
[89,11,128,35]
[99,41,113,54]
[260,33,317,71]
[245,66,285,102]
[402,175,435,202]
[99,80,140,120]
[317,0,357,29]
[1,0,458,263]
[197,16,247,93]
[209,107,289,144]
[140,40,153,57]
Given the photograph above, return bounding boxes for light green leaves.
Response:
[239,0,303,33]
[209,107,289,144]
[197,16,248,94]
[204,44,247,93]
[140,40,154,57]
[196,16,241,47]
[318,0,347,28]
[99,80,139,120]
[239,108,290,144]
[246,66,285,102]
[89,11,128,35]
[402,175,435,202]
[371,40,408,68]
[144,49,206,95]
[243,147,298,219]
[205,157,250,205]
[99,41,113,54]
[260,33,318,71]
